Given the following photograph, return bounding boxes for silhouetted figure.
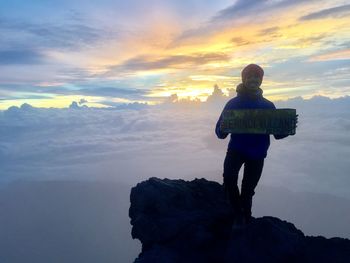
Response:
[215,64,297,226]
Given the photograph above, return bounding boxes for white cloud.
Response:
[0,94,349,199]
[0,95,350,263]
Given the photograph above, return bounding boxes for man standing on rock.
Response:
[215,64,297,226]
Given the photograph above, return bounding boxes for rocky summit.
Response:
[129,177,350,263]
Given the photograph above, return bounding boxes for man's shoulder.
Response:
[261,97,276,109]
[224,97,239,108]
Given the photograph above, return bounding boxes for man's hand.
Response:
[274,114,298,139]
[274,134,288,140]
[291,114,299,136]
[216,119,229,139]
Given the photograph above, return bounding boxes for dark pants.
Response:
[223,149,264,218]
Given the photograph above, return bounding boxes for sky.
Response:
[1,0,350,109]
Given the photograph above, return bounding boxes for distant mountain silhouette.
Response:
[129,177,350,263]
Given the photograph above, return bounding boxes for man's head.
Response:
[241,64,264,91]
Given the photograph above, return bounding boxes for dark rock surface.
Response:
[129,177,350,263]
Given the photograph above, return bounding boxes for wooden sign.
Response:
[220,108,297,135]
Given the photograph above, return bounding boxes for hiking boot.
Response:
[231,213,244,231]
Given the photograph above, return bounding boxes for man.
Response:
[215,64,297,225]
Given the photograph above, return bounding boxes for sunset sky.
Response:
[1,0,350,109]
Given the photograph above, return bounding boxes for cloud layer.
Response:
[0,93,349,262]
[1,94,349,199]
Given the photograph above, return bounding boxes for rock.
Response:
[226,216,305,263]
[129,177,350,263]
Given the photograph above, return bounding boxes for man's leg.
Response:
[240,157,264,221]
[223,149,245,215]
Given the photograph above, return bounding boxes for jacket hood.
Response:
[236,83,263,99]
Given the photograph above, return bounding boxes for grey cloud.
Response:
[99,101,150,110]
[230,27,282,47]
[297,33,329,43]
[0,93,50,101]
[258,26,280,36]
[338,41,350,49]
[211,0,314,22]
[0,16,119,52]
[211,0,265,21]
[107,52,230,73]
[78,98,88,105]
[330,79,350,87]
[26,23,103,49]
[0,84,61,96]
[174,0,315,44]
[0,49,46,65]
[0,16,119,68]
[266,55,350,83]
[0,83,150,101]
[77,87,149,99]
[299,4,350,20]
[206,84,228,104]
[231,37,253,46]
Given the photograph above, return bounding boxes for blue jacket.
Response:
[215,84,282,159]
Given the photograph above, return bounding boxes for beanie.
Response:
[241,64,264,81]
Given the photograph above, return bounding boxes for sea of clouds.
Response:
[1,93,349,198]
[1,92,350,262]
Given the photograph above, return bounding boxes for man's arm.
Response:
[215,102,230,139]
